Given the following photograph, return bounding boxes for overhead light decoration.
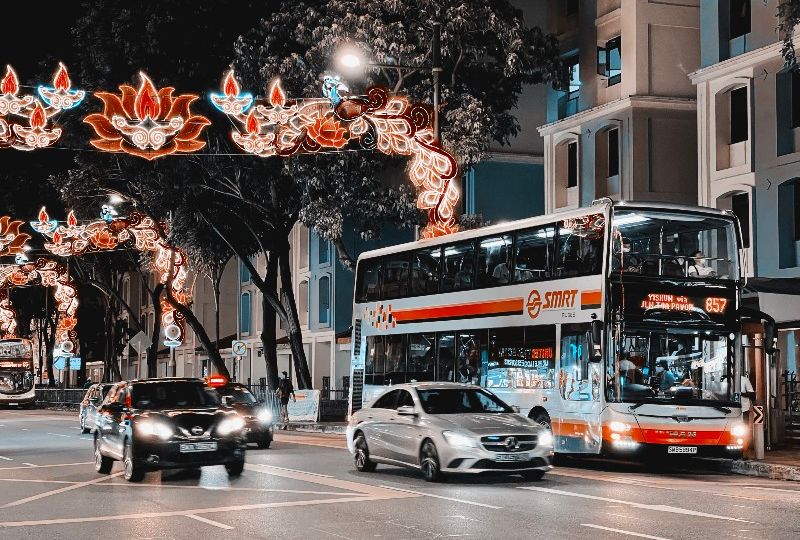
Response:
[0,290,17,338]
[0,63,84,151]
[32,207,189,347]
[0,216,30,256]
[84,72,211,160]
[212,70,460,238]
[0,258,78,355]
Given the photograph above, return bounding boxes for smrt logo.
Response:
[526,288,578,319]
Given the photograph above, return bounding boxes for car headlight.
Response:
[217,415,246,436]
[257,408,273,424]
[442,430,477,449]
[537,429,553,447]
[730,423,748,438]
[137,420,173,440]
[609,421,631,433]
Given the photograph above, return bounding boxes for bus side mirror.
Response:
[764,319,777,356]
[589,320,603,362]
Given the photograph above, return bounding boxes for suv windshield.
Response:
[417,388,513,414]
[611,210,739,280]
[131,382,220,410]
[608,329,733,404]
[220,386,257,404]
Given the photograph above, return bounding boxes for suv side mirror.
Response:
[221,396,234,407]
[589,320,604,362]
[396,405,417,416]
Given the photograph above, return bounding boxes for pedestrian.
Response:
[277,371,296,429]
[83,378,93,389]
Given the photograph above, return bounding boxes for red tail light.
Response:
[207,374,228,388]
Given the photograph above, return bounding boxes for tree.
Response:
[779,0,800,67]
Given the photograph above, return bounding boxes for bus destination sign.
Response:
[640,293,728,315]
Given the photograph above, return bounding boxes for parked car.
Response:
[211,382,274,448]
[93,378,247,482]
[347,383,554,482]
[79,383,113,433]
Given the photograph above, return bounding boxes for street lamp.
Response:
[335,22,443,141]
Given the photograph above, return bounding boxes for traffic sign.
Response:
[232,340,247,357]
[129,331,151,354]
[752,405,764,425]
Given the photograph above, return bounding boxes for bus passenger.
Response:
[655,359,676,392]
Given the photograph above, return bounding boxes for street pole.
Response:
[431,21,442,142]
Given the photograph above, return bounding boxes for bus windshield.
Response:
[611,210,739,280]
[0,340,35,396]
[608,329,734,405]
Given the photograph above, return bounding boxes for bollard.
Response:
[752,422,765,460]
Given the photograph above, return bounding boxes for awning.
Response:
[744,278,800,295]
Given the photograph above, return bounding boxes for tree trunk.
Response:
[277,243,312,389]
[214,271,221,355]
[146,283,165,378]
[261,252,280,389]
[45,315,55,387]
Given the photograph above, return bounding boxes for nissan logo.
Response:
[190,426,204,435]
[504,436,519,450]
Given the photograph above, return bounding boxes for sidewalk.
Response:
[705,449,800,482]
[281,421,347,435]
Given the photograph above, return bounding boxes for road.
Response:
[0,410,798,540]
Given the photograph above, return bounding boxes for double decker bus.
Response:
[348,200,768,458]
[0,338,35,407]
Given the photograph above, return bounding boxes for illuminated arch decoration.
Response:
[0,63,84,151]
[83,72,211,160]
[0,289,17,337]
[212,71,460,238]
[31,207,190,347]
[0,259,78,355]
[0,216,30,256]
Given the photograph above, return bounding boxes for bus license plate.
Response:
[667,446,697,454]
[495,453,529,462]
[179,442,217,453]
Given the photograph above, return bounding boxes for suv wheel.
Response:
[420,440,443,482]
[123,439,145,482]
[94,437,113,474]
[226,459,245,477]
[257,435,272,449]
[353,433,377,472]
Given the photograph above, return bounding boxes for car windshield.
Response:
[611,210,739,280]
[608,329,734,404]
[131,382,220,410]
[222,386,258,404]
[416,388,514,414]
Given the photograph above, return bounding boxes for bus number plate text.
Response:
[667,446,697,454]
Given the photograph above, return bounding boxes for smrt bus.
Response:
[348,200,774,458]
[0,338,35,407]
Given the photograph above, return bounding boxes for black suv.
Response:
[93,378,247,482]
[212,383,274,448]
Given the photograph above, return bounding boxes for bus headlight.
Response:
[730,423,748,438]
[609,421,631,433]
[442,430,477,449]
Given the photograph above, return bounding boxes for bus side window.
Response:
[385,335,407,385]
[365,336,386,385]
[356,258,383,303]
[556,216,604,278]
[514,226,554,283]
[407,333,436,382]
[441,242,475,293]
[437,333,456,382]
[383,253,410,299]
[476,234,513,287]
[410,247,442,296]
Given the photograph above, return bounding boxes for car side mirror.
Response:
[589,320,603,362]
[396,405,417,416]
[221,396,234,407]
[89,398,100,406]
[511,405,521,414]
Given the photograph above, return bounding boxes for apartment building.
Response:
[538,0,701,212]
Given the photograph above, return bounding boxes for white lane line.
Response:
[519,486,756,523]
[0,478,76,485]
[256,464,333,478]
[379,485,502,509]
[2,472,123,508]
[742,486,800,494]
[46,432,74,438]
[582,524,673,540]
[186,514,234,530]
[102,482,352,496]
[0,456,12,461]
[22,463,37,467]
[0,461,92,471]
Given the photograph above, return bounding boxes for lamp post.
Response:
[337,21,443,142]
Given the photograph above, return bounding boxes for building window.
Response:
[239,258,251,283]
[567,141,578,188]
[318,275,330,326]
[558,54,581,119]
[607,127,619,177]
[792,70,800,129]
[318,235,330,265]
[598,37,621,86]
[730,87,748,144]
[298,280,309,326]
[731,192,751,248]
[778,180,800,268]
[299,226,309,268]
[240,292,251,335]
[729,0,751,40]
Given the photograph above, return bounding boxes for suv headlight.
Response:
[257,408,273,424]
[537,429,553,447]
[217,415,245,436]
[137,420,173,440]
[442,430,477,449]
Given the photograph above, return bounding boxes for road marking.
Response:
[256,464,333,478]
[742,486,800,495]
[519,486,756,523]
[244,463,409,498]
[186,514,234,530]
[22,463,37,467]
[102,482,352,496]
[273,433,347,449]
[311,527,355,539]
[2,472,123,508]
[582,524,673,540]
[46,432,74,438]
[378,485,502,509]
[0,456,12,461]
[0,461,92,471]
[0,478,76,485]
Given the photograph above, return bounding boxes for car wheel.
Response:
[94,437,113,474]
[420,440,443,483]
[519,469,546,481]
[257,436,272,449]
[353,433,377,472]
[226,459,245,477]
[123,439,145,482]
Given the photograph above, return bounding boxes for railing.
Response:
[34,388,86,406]
[781,371,800,447]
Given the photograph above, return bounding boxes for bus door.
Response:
[557,324,602,454]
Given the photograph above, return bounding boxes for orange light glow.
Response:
[29,103,46,129]
[223,70,239,98]
[67,210,77,227]
[134,73,160,120]
[1,66,18,95]
[245,111,259,134]
[38,207,49,224]
[268,80,286,108]
[53,63,70,91]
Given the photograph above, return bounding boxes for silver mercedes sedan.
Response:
[346,382,554,482]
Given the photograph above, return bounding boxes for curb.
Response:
[698,457,800,482]
[282,423,347,435]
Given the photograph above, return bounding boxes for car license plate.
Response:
[179,442,218,453]
[667,446,697,454]
[495,452,529,462]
